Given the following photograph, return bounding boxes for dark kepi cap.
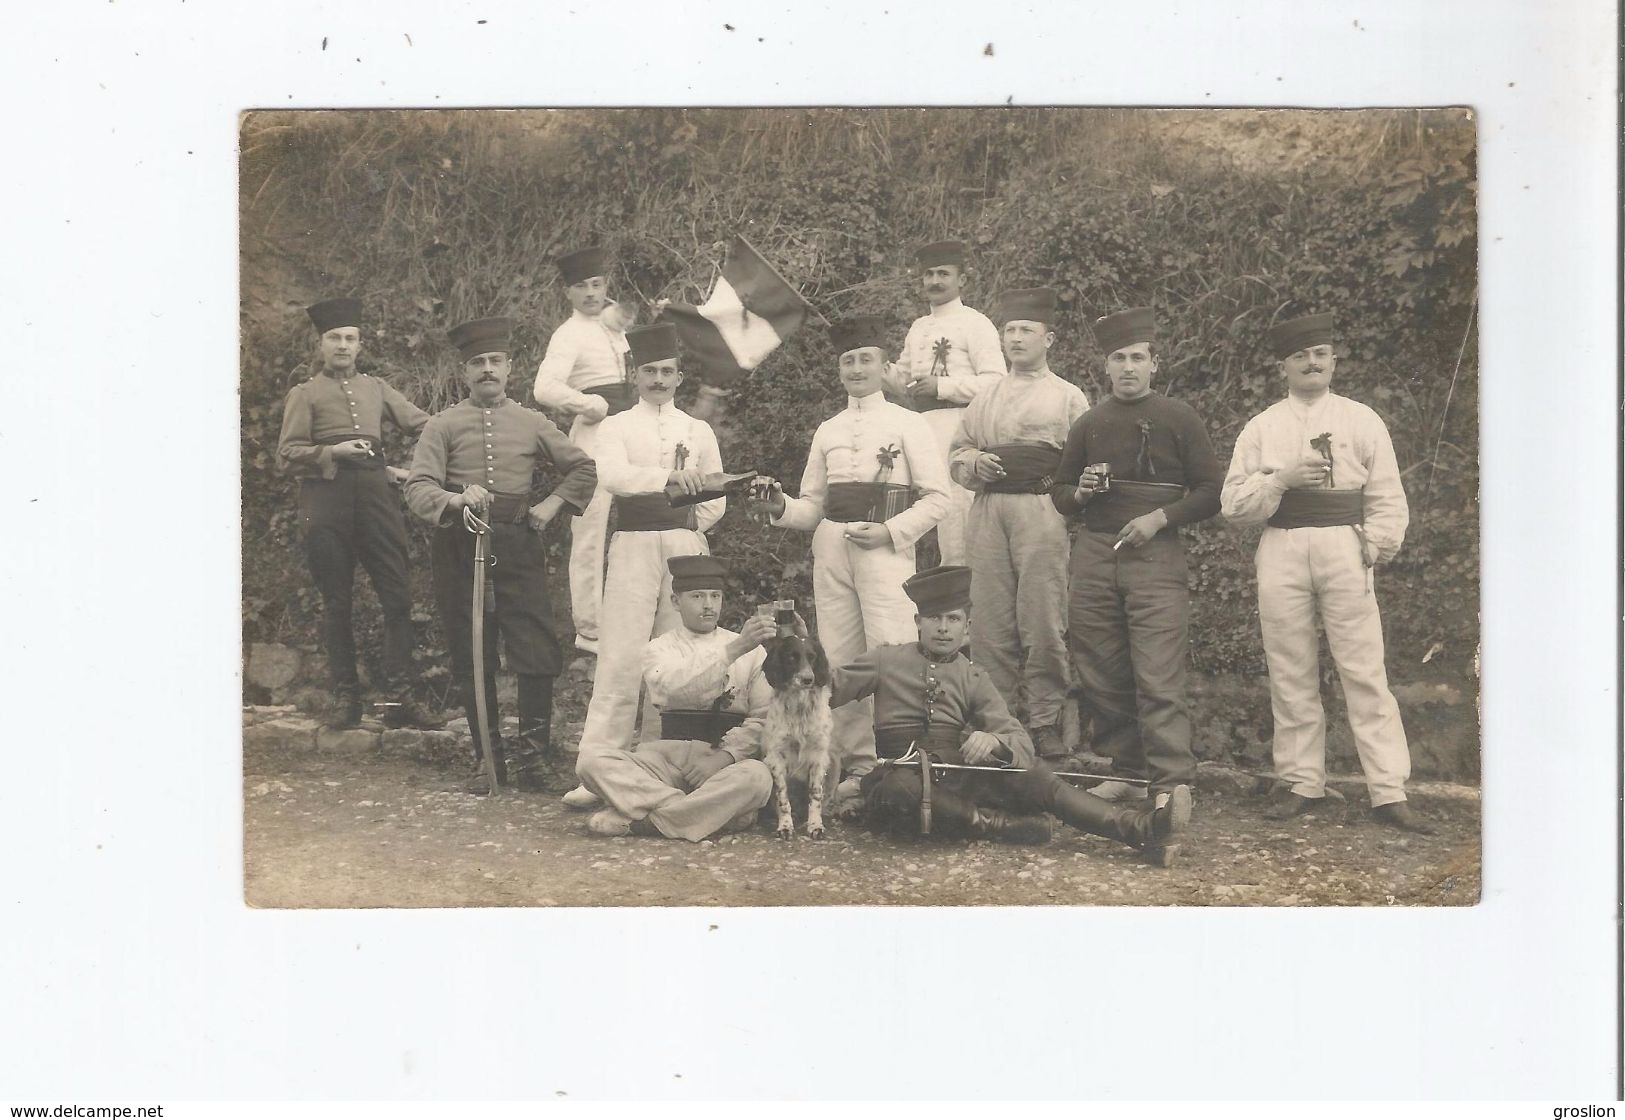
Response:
[1268,312,1335,360]
[307,298,362,335]
[448,317,515,360]
[996,287,1057,327]
[902,565,972,616]
[1093,307,1157,355]
[829,315,889,356]
[557,246,608,285]
[628,322,679,368]
[668,554,729,593]
[916,240,966,268]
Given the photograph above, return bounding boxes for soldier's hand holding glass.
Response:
[1073,462,1109,505]
[746,475,786,519]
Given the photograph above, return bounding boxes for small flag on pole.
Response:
[660,235,816,387]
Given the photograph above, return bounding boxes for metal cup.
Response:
[1086,462,1112,493]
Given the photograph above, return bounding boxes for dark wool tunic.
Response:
[1050,392,1222,536]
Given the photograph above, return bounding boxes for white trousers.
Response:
[579,742,772,842]
[812,520,919,777]
[566,414,611,645]
[1256,525,1411,807]
[921,406,974,565]
[575,527,707,759]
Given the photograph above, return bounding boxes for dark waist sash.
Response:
[317,432,386,470]
[612,492,697,532]
[874,723,964,759]
[825,482,917,523]
[982,443,1063,493]
[1094,478,1186,521]
[660,709,748,747]
[1268,489,1365,529]
[582,383,635,415]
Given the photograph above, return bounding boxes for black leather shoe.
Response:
[1264,791,1324,821]
[1372,801,1434,835]
[325,688,362,730]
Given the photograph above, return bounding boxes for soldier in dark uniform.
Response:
[404,317,599,794]
[276,297,439,730]
[1051,308,1223,827]
[835,565,1192,861]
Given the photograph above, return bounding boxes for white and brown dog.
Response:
[760,634,836,839]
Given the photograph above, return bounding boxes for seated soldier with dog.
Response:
[830,564,1193,864]
[575,555,777,841]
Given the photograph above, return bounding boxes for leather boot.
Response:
[1019,765,1191,851]
[326,687,362,730]
[969,808,1053,845]
[511,676,572,794]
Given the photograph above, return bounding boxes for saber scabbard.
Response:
[890,746,1147,788]
[464,505,500,797]
[916,744,932,835]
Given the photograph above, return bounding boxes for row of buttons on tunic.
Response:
[485,410,496,481]
[341,378,361,430]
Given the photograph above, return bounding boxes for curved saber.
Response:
[890,746,1147,787]
[464,505,499,797]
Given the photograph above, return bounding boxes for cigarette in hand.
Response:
[1113,539,1126,552]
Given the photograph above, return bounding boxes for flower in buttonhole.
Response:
[875,443,900,484]
[1310,432,1335,488]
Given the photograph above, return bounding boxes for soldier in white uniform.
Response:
[948,287,1090,764]
[1220,312,1430,834]
[750,315,952,797]
[577,556,777,841]
[885,240,1006,565]
[532,246,631,654]
[564,322,728,810]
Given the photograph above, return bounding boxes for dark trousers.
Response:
[298,471,416,693]
[1067,530,1196,796]
[431,520,564,741]
[859,747,1033,836]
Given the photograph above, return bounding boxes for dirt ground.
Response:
[244,741,1480,909]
